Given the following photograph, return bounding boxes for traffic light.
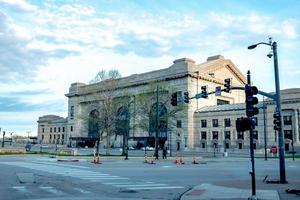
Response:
[184,92,189,103]
[224,78,231,93]
[171,92,178,106]
[245,84,259,117]
[273,112,281,131]
[201,86,208,98]
[236,117,251,132]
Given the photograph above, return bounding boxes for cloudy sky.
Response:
[0,0,299,136]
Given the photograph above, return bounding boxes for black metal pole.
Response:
[263,96,268,161]
[273,42,287,183]
[170,131,172,157]
[249,123,256,196]
[247,71,256,197]
[2,131,4,148]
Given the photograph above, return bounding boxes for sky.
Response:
[0,0,299,136]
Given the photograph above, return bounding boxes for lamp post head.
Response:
[248,44,257,50]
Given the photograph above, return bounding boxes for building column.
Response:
[294,109,299,143]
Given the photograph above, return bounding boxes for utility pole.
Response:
[263,96,268,161]
[273,42,287,183]
[248,38,287,183]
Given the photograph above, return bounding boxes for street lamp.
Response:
[248,37,287,183]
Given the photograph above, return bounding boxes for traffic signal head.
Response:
[201,86,208,98]
[224,78,231,93]
[273,112,281,131]
[236,117,252,132]
[171,92,178,106]
[184,92,189,103]
[245,85,259,117]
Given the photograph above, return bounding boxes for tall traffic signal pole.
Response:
[248,38,287,183]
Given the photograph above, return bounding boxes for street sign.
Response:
[215,86,221,96]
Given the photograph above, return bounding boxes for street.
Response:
[0,155,299,200]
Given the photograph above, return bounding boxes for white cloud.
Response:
[0,0,37,11]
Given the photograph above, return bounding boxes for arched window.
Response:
[149,103,168,135]
[88,109,100,139]
[115,106,130,136]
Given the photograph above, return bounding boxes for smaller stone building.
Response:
[194,88,300,152]
[37,115,68,145]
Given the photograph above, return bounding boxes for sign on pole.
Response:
[215,86,222,96]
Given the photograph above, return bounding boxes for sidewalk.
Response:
[181,179,300,200]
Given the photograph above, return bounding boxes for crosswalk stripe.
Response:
[115,184,167,187]
[40,186,64,195]
[12,186,28,193]
[3,162,185,191]
[86,177,129,180]
[103,182,131,185]
[128,186,185,190]
[80,176,120,179]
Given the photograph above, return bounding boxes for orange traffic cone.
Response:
[92,153,102,164]
[179,155,185,165]
[174,154,179,164]
[144,153,148,163]
[192,155,199,164]
[149,154,156,164]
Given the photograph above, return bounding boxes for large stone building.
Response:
[37,55,300,151]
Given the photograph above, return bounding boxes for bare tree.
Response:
[89,69,121,84]
[133,81,186,158]
[79,69,124,155]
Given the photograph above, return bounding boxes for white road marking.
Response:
[33,161,89,169]
[12,186,28,193]
[40,186,64,195]
[103,182,132,185]
[3,161,184,191]
[116,184,167,187]
[73,188,91,194]
[128,186,185,190]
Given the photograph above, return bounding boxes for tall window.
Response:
[212,131,218,139]
[70,126,73,132]
[283,116,292,125]
[212,119,218,127]
[284,130,292,139]
[50,134,52,140]
[50,128,52,133]
[62,134,64,140]
[42,128,44,133]
[224,118,231,127]
[237,132,244,139]
[201,131,207,140]
[54,127,56,132]
[253,131,258,140]
[225,131,231,140]
[70,106,74,119]
[62,127,65,132]
[201,120,207,128]
[58,127,61,132]
[177,120,182,128]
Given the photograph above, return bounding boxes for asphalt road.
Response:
[0,155,299,200]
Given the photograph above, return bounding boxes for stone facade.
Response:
[41,54,296,150]
[194,88,300,152]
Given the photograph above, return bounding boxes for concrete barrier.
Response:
[0,148,25,154]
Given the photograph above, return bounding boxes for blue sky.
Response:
[0,0,299,136]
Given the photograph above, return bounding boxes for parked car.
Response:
[141,146,154,151]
